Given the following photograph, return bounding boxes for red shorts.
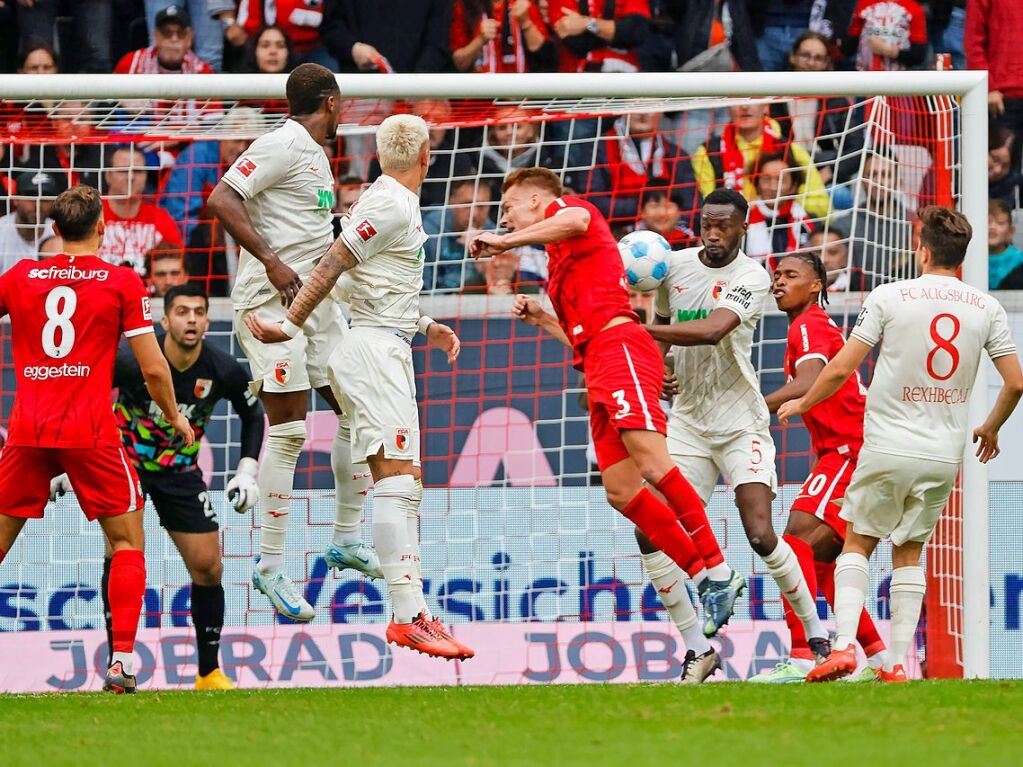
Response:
[0,445,143,521]
[584,322,667,471]
[789,450,857,538]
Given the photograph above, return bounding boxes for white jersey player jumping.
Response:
[644,188,833,662]
[208,64,382,622]
[780,206,1023,682]
[245,114,473,661]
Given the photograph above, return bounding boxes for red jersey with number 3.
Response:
[543,196,638,369]
[0,255,154,448]
[784,305,865,457]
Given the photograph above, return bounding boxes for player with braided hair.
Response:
[750,251,888,683]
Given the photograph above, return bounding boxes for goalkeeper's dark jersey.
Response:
[113,334,263,473]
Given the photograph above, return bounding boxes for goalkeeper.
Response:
[52,284,264,691]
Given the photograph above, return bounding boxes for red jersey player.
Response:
[0,185,194,694]
[748,252,887,683]
[470,167,723,684]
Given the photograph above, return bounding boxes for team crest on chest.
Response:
[274,361,290,385]
[711,280,729,300]
[194,378,213,399]
[395,427,409,451]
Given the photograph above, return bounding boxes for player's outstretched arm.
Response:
[245,238,359,344]
[207,182,303,306]
[645,307,740,347]
[470,208,590,258]
[764,358,826,414]
[512,294,570,347]
[778,338,871,425]
[973,353,1023,463]
[128,333,195,446]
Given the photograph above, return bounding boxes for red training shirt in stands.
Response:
[0,255,154,448]
[98,199,183,276]
[114,45,213,74]
[543,195,638,369]
[784,304,865,457]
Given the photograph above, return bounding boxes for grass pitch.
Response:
[1,681,1020,767]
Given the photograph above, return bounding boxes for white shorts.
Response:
[328,327,420,465]
[235,296,346,395]
[667,422,777,504]
[839,447,959,546]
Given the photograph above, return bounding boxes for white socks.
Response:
[374,475,424,624]
[330,419,371,548]
[763,538,827,640]
[257,421,306,574]
[407,479,429,617]
[111,651,134,675]
[833,552,870,649]
[642,551,710,655]
[887,566,926,672]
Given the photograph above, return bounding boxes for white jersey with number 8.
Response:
[851,274,1016,464]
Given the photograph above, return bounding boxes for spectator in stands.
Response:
[988,199,1023,290]
[549,1,649,73]
[664,0,761,73]
[842,0,927,72]
[335,175,366,216]
[321,0,451,73]
[930,0,967,71]
[240,24,296,73]
[2,41,59,138]
[26,100,103,191]
[146,240,189,297]
[144,1,232,72]
[585,111,698,230]
[451,1,556,73]
[0,170,63,274]
[99,145,183,275]
[226,1,336,69]
[475,114,547,198]
[11,0,111,73]
[691,102,830,218]
[751,0,816,72]
[967,1,1023,138]
[423,178,495,292]
[771,31,866,189]
[745,151,815,267]
[989,123,1022,208]
[17,39,58,74]
[116,5,214,74]
[160,107,259,241]
[841,148,912,279]
[633,178,696,247]
[807,226,873,292]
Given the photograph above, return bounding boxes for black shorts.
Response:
[139,470,217,534]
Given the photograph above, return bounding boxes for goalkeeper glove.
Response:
[49,473,72,502]
[226,457,259,513]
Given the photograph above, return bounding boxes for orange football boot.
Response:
[386,612,461,660]
[874,664,909,683]
[429,618,475,661]
[806,644,858,683]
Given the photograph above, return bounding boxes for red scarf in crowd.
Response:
[746,198,815,270]
[717,119,782,191]
[606,117,668,195]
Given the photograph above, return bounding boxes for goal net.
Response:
[0,71,992,690]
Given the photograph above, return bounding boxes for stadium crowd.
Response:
[0,1,1021,294]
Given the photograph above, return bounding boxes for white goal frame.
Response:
[0,70,991,678]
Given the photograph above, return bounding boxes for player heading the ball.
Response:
[780,206,1023,682]
[471,167,724,684]
[0,185,195,694]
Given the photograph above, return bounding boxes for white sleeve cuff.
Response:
[794,353,829,368]
[417,315,435,335]
[281,319,303,339]
[123,326,155,338]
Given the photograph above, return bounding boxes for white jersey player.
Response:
[781,206,1023,683]
[208,64,381,623]
[644,188,833,661]
[244,114,473,662]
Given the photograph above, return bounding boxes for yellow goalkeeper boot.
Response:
[195,668,236,691]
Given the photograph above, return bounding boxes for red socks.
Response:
[108,549,146,655]
[816,559,886,658]
[622,488,705,579]
[783,534,817,660]
[655,467,724,568]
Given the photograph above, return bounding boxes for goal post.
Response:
[0,70,992,686]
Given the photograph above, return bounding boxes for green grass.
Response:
[1,682,1021,767]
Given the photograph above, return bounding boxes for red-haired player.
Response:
[471,167,733,684]
[751,252,887,683]
[0,185,194,694]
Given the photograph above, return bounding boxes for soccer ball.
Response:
[618,230,671,293]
